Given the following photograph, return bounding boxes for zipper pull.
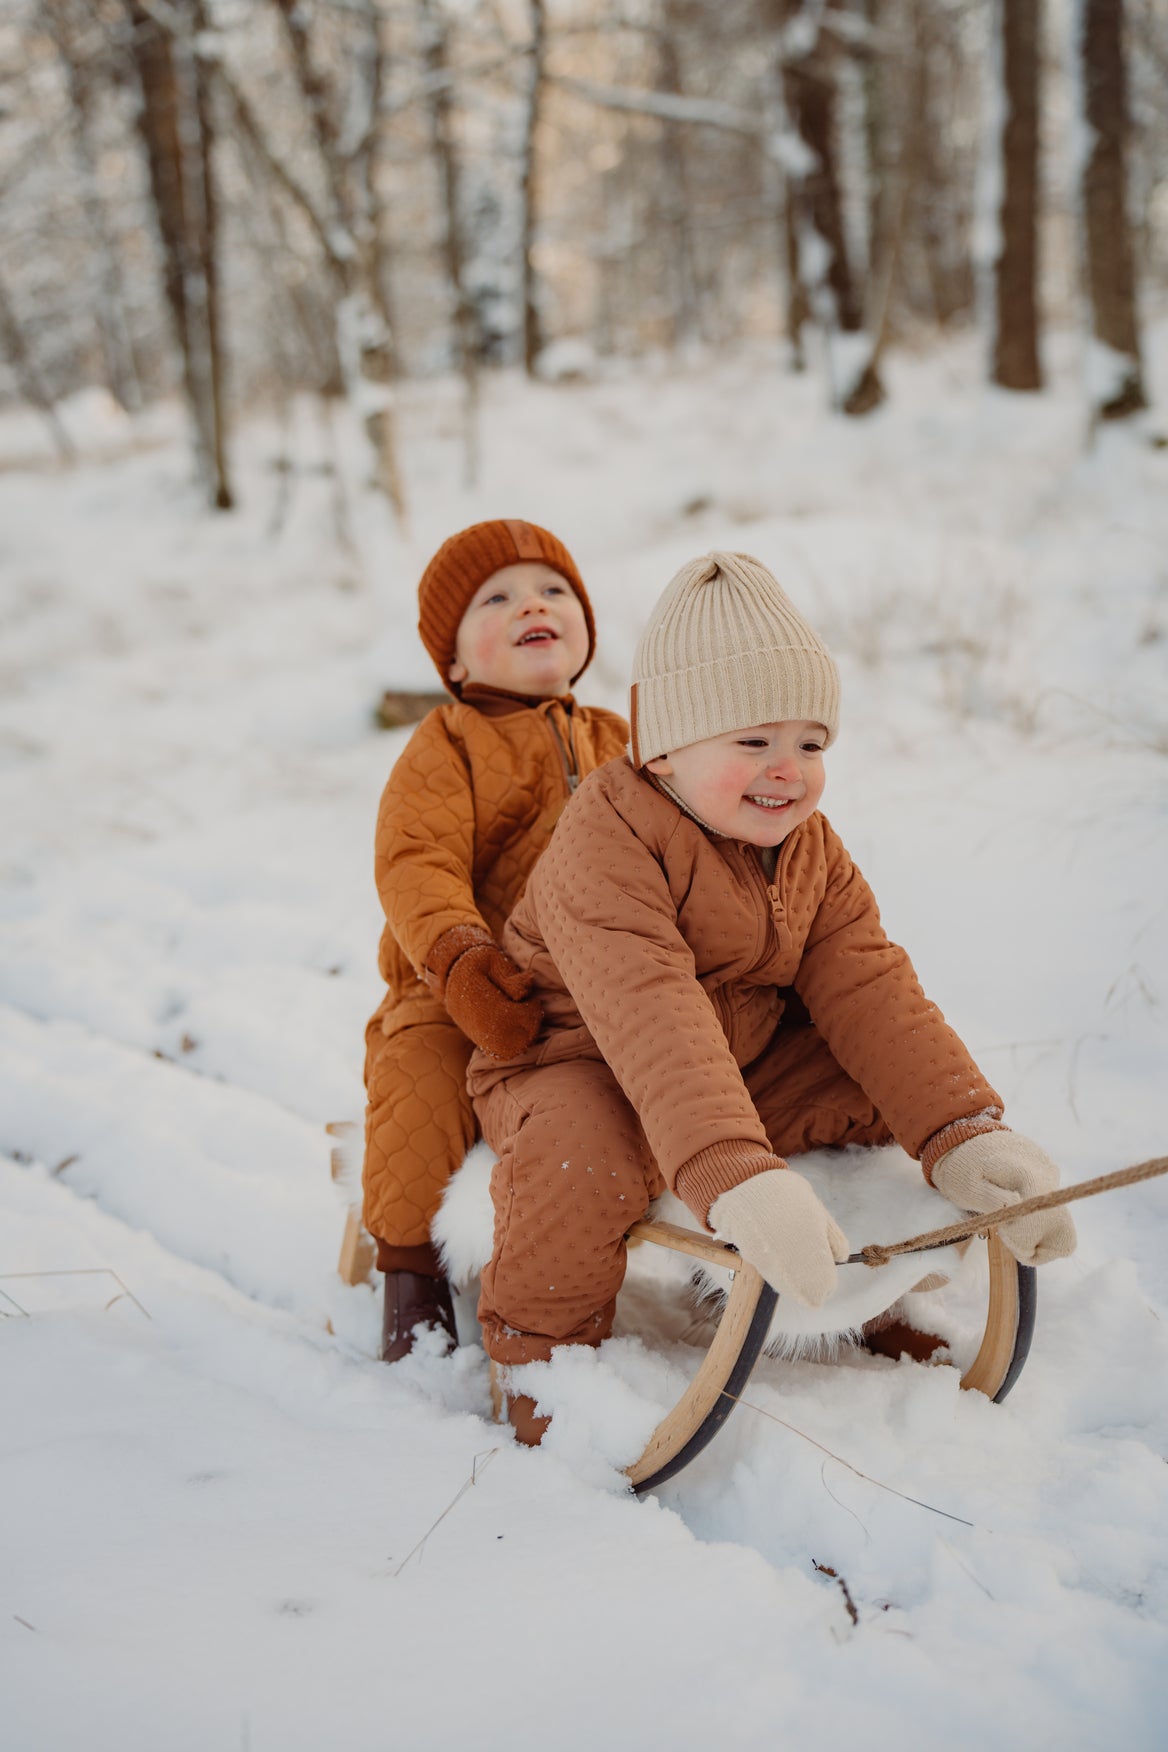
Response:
[766,883,792,952]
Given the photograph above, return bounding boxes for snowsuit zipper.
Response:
[547,705,579,794]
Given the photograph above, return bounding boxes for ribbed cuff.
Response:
[376,1239,444,1277]
[674,1140,777,1230]
[423,923,492,997]
[921,1112,1008,1185]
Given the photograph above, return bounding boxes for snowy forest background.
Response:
[1,0,1165,511]
[3,4,1168,1750]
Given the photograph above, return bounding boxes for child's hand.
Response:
[444,942,543,1058]
[425,925,544,1058]
[930,1133,1077,1265]
[709,1167,850,1308]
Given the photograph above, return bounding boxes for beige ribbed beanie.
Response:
[630,552,840,763]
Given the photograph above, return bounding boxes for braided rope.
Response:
[849,1155,1168,1268]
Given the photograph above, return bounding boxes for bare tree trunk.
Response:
[125,0,233,507]
[777,0,885,413]
[352,3,402,387]
[0,270,76,460]
[1079,0,1147,419]
[857,1,920,398]
[655,0,702,348]
[909,0,973,327]
[764,38,809,370]
[991,0,1042,390]
[419,0,480,483]
[519,0,547,375]
[42,0,144,412]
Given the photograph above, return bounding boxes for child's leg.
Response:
[363,1015,475,1274]
[746,1020,894,1158]
[474,1061,662,1366]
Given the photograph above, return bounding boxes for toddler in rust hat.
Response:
[362,519,628,1363]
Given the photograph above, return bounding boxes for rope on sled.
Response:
[849,1155,1168,1268]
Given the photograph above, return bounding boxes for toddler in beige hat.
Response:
[466,552,1075,1444]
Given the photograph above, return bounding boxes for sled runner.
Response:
[620,1216,1034,1492]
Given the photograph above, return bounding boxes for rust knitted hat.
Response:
[630,551,840,763]
[417,518,596,694]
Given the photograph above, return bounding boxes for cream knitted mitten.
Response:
[709,1167,850,1308]
[930,1132,1077,1265]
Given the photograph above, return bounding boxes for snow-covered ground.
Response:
[3,328,1167,1750]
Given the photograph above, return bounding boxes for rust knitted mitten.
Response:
[930,1132,1077,1266]
[709,1165,850,1308]
[426,925,543,1059]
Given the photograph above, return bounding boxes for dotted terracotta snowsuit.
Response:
[467,759,1003,1364]
[363,685,629,1272]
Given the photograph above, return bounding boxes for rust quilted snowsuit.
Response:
[467,758,1003,1364]
[363,684,629,1270]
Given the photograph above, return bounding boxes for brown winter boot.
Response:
[505,1393,551,1448]
[380,1270,458,1363]
[488,1362,550,1447]
[860,1314,948,1365]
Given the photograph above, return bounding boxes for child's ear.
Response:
[645,755,674,776]
[448,658,468,685]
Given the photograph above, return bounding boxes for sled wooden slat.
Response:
[337,1208,376,1287]
[625,1217,743,1273]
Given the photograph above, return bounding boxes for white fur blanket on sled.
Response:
[432,1141,972,1353]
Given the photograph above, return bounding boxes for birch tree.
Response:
[261,0,408,523]
[774,0,885,413]
[41,0,144,412]
[418,0,480,478]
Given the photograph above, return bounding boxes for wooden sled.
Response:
[349,1135,1038,1491]
[620,1218,1036,1494]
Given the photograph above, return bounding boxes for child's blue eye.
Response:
[544,584,565,595]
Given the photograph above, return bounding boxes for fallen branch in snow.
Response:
[391,1447,500,1578]
[723,1392,974,1528]
[0,1269,152,1320]
[812,1561,859,1625]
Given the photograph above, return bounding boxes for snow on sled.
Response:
[432,1141,1036,1493]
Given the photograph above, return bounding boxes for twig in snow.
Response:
[391,1447,500,1577]
[818,1458,871,1541]
[0,1270,151,1320]
[812,1560,859,1625]
[722,1392,974,1528]
[13,1615,38,1631]
[937,1536,994,1600]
